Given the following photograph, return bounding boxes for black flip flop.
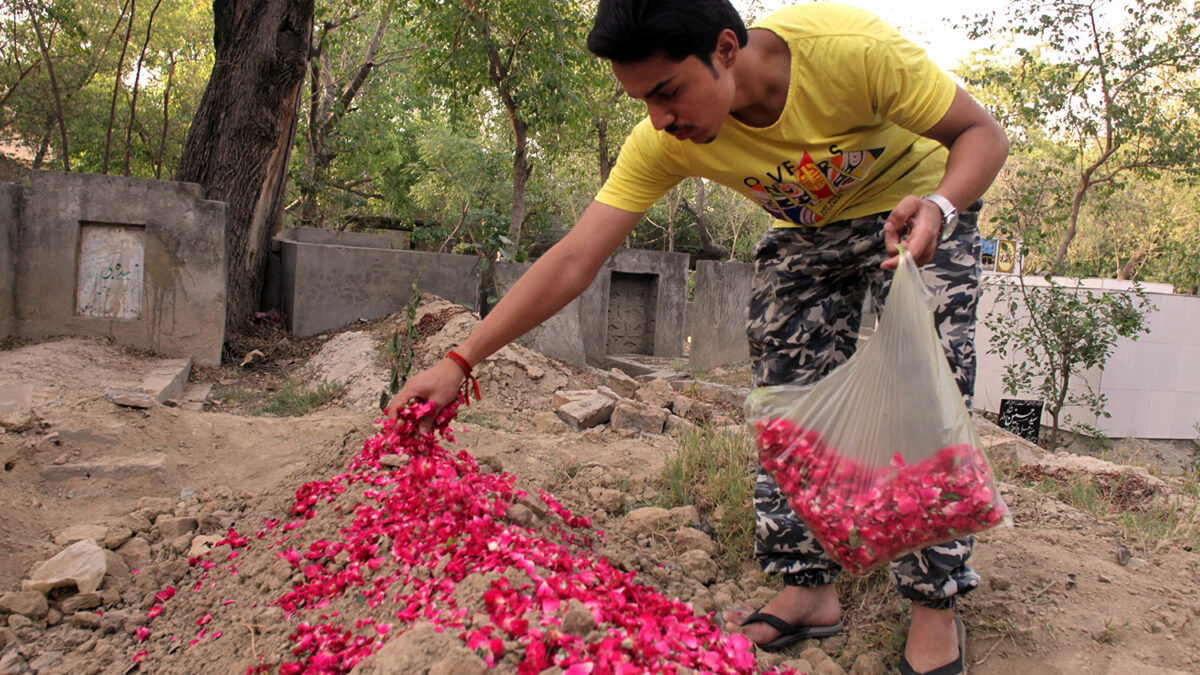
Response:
[739,611,843,652]
[899,615,966,675]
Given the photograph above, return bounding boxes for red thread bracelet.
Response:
[446,350,481,402]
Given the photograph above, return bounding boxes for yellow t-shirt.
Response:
[594,3,956,227]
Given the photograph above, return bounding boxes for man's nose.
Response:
[647,102,675,131]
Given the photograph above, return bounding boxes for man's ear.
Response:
[713,28,740,68]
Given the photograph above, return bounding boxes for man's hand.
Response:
[384,358,465,433]
[881,195,942,270]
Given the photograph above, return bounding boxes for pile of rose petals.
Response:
[756,417,1007,575]
[138,398,796,674]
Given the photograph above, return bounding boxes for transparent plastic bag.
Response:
[746,248,1009,574]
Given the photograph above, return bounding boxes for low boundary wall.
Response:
[2,171,228,367]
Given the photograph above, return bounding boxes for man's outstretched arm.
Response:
[386,201,645,422]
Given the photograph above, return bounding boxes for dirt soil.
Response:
[1,298,1198,674]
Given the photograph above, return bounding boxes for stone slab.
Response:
[141,359,191,403]
[40,454,168,482]
[0,384,33,416]
[183,383,213,402]
[104,386,154,409]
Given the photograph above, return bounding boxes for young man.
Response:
[389,1,1008,673]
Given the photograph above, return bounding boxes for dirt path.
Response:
[0,320,1197,674]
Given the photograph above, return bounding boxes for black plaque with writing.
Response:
[998,398,1044,444]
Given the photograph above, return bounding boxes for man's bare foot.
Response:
[903,606,961,672]
[722,585,842,647]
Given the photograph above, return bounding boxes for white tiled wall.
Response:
[976,276,1199,440]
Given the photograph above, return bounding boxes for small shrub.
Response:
[258,378,345,417]
[659,425,757,573]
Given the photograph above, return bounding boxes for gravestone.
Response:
[998,398,1043,444]
[606,272,658,355]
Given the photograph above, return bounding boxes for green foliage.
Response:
[258,378,345,417]
[1012,465,1200,554]
[0,0,212,176]
[959,0,1200,272]
[984,275,1156,448]
[658,425,757,573]
[379,282,422,411]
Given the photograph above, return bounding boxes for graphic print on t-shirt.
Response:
[744,147,883,225]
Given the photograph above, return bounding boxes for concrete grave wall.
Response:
[280,225,408,251]
[583,248,689,365]
[976,280,1200,439]
[689,260,754,371]
[0,183,17,339]
[277,233,479,337]
[494,249,689,367]
[494,262,590,365]
[7,171,227,366]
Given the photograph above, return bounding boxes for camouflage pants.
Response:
[746,206,983,609]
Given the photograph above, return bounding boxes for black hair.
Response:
[587,0,749,66]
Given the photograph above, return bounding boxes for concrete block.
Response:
[552,389,596,408]
[0,591,48,620]
[610,400,668,435]
[141,359,191,403]
[53,526,109,547]
[278,240,479,337]
[12,172,227,366]
[0,384,33,417]
[154,516,198,539]
[0,183,17,340]
[634,378,675,410]
[671,395,712,423]
[665,414,695,436]
[495,261,590,366]
[604,368,639,399]
[690,260,753,371]
[40,454,168,482]
[554,394,615,430]
[103,386,155,408]
[183,383,213,402]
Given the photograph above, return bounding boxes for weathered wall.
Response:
[494,249,688,367]
[578,248,689,365]
[0,183,16,339]
[494,262,590,365]
[976,278,1200,440]
[278,239,479,337]
[280,226,408,250]
[11,172,228,366]
[689,260,754,371]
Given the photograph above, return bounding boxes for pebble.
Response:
[0,591,48,620]
[850,652,886,675]
[71,612,102,630]
[60,593,101,614]
[103,526,133,550]
[6,616,31,630]
[378,454,409,468]
[801,646,829,667]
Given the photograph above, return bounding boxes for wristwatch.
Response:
[923,193,959,242]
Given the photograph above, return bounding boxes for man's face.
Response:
[611,50,735,144]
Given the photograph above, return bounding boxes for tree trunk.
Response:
[123,0,162,176]
[104,0,134,175]
[175,0,314,331]
[24,0,69,171]
[595,115,611,185]
[509,113,530,250]
[682,178,731,259]
[154,53,176,179]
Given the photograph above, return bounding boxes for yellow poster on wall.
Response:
[996,239,1017,273]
